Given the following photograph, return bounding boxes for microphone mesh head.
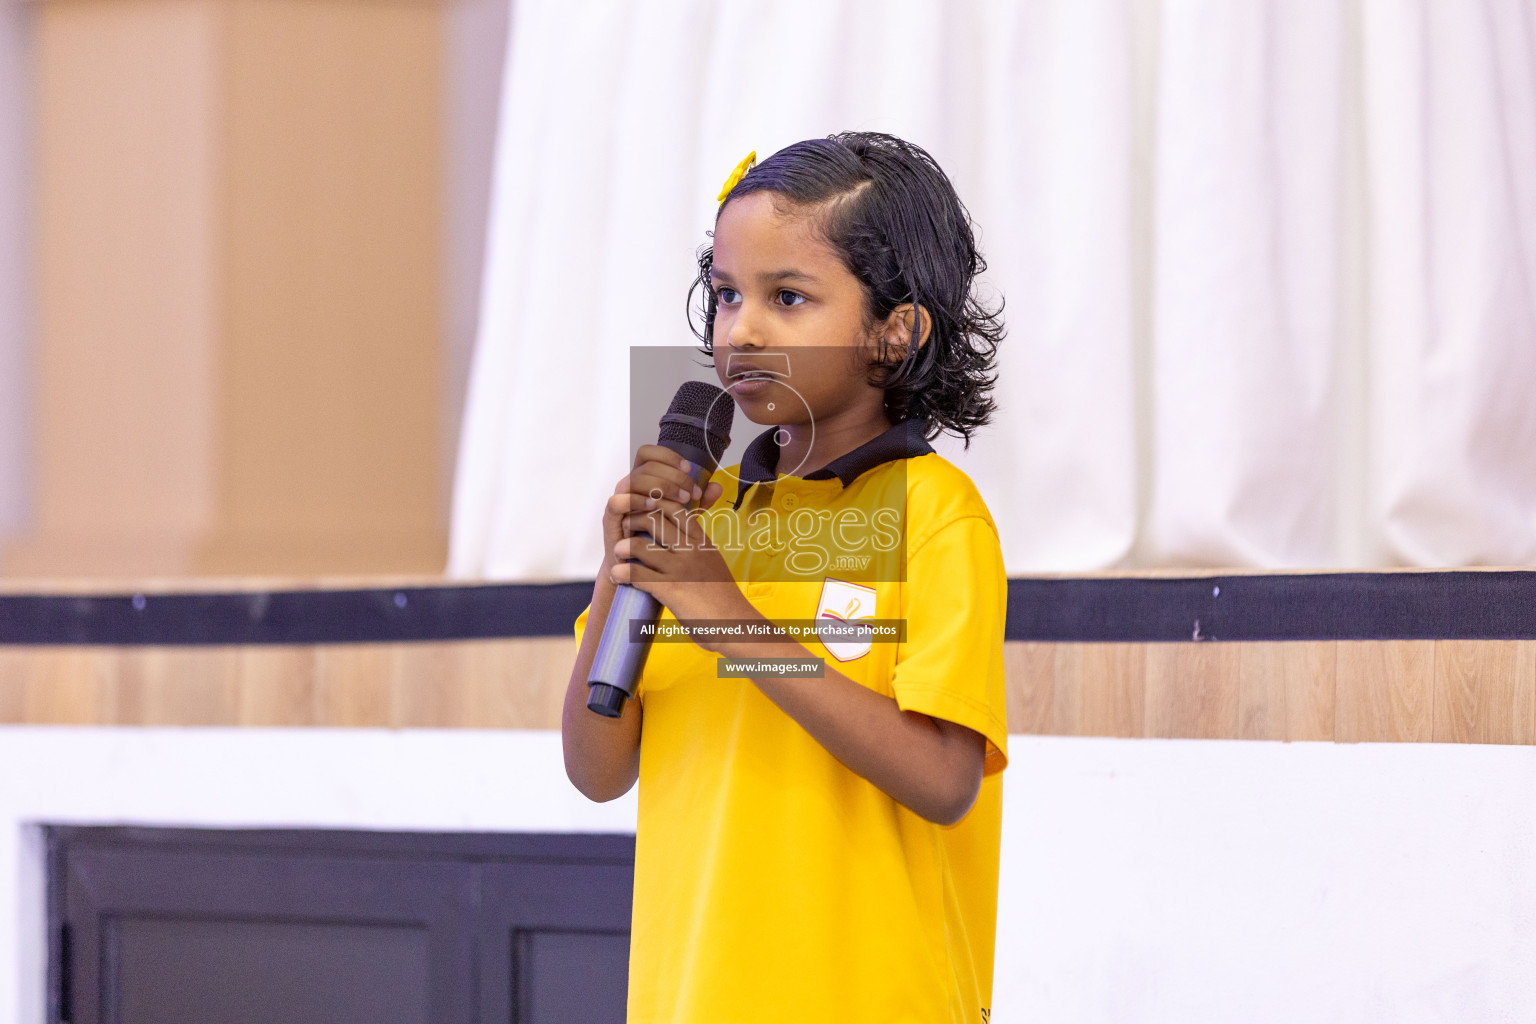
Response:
[658,381,733,459]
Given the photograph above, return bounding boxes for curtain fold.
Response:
[451,0,1536,579]
[1363,0,1536,566]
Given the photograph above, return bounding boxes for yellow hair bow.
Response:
[716,150,756,202]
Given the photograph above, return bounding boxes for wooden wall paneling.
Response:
[385,640,574,729]
[314,645,395,727]
[1236,642,1336,742]
[1,636,1532,742]
[1335,641,1434,742]
[0,649,27,722]
[1284,642,1337,742]
[1433,640,1534,745]
[24,648,113,725]
[1144,643,1241,739]
[115,648,239,726]
[1516,642,1536,745]
[458,640,521,730]
[112,649,148,725]
[1236,642,1288,740]
[1056,643,1146,738]
[390,643,468,728]
[1004,642,1054,735]
[1433,640,1483,743]
[235,647,318,726]
[464,638,577,731]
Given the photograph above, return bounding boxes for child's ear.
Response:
[880,303,932,360]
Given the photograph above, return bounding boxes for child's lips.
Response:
[728,373,780,398]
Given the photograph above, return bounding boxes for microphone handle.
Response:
[587,439,716,717]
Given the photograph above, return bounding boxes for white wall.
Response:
[0,728,637,1024]
[0,0,30,568]
[994,736,1536,1023]
[3,728,1532,1023]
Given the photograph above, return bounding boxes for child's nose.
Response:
[723,305,765,349]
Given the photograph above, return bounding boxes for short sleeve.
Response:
[889,515,1009,775]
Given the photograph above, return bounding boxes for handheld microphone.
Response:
[587,381,734,717]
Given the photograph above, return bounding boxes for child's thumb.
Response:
[701,481,724,508]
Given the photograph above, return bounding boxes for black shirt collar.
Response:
[733,420,934,508]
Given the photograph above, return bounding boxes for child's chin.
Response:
[726,381,810,427]
[732,399,798,427]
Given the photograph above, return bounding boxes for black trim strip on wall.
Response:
[1,571,1535,645]
[1006,572,1536,642]
[0,582,595,646]
[47,825,637,862]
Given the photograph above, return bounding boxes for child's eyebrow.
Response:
[709,268,820,286]
[761,269,819,285]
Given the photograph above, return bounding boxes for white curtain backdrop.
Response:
[451,0,1536,580]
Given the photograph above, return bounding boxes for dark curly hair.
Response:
[689,131,1002,444]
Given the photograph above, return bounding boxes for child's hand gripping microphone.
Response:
[586,381,735,717]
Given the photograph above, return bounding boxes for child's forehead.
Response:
[711,193,840,275]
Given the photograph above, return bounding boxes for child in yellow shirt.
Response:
[566,132,1008,1024]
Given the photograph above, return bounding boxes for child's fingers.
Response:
[612,535,669,573]
[607,482,697,514]
[623,475,697,509]
[607,559,662,592]
[632,444,692,473]
[610,463,691,504]
[630,446,704,503]
[605,491,655,518]
[609,488,695,541]
[620,509,696,547]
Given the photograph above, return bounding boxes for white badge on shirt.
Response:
[815,578,877,662]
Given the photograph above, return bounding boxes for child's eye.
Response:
[716,287,740,305]
[777,290,806,307]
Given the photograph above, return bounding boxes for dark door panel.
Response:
[479,862,635,1024]
[49,827,635,1024]
[111,917,431,1024]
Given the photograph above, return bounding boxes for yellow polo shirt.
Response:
[575,421,1008,1024]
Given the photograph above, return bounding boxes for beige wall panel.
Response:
[1236,642,1336,742]
[1283,642,1337,742]
[1,636,1533,743]
[1236,642,1288,740]
[460,637,575,731]
[12,0,220,574]
[1004,641,1054,735]
[198,0,445,575]
[390,643,466,728]
[114,647,238,725]
[23,647,113,724]
[0,649,26,721]
[1145,643,1241,739]
[1517,642,1536,745]
[1336,641,1434,743]
[14,0,448,579]
[235,646,318,726]
[1433,640,1534,745]
[314,644,395,727]
[1056,643,1145,737]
